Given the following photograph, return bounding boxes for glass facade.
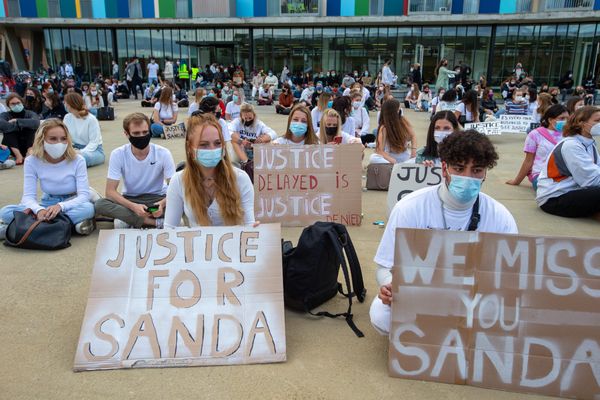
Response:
[43,23,600,87]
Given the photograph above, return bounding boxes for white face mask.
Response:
[352,101,361,109]
[515,96,523,102]
[590,122,600,137]
[44,142,68,159]
[91,91,98,96]
[434,130,450,144]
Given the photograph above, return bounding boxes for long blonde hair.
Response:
[30,119,78,162]
[318,109,342,144]
[317,92,332,112]
[182,114,243,225]
[283,104,319,144]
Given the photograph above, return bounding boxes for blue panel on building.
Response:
[499,0,516,13]
[327,0,340,16]
[340,0,355,16]
[254,0,266,16]
[594,0,600,10]
[20,0,37,17]
[91,0,106,18]
[141,0,154,17]
[451,0,463,14]
[384,0,403,15]
[479,0,500,13]
[236,0,253,16]
[116,0,128,17]
[104,0,117,17]
[60,0,76,17]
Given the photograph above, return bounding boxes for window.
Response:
[129,0,142,18]
[409,0,451,13]
[80,0,93,17]
[176,0,189,17]
[280,0,319,14]
[48,0,60,17]
[463,0,479,13]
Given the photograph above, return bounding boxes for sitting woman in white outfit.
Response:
[0,119,96,238]
[318,109,361,145]
[63,92,105,168]
[273,104,320,145]
[369,98,417,164]
[164,113,255,227]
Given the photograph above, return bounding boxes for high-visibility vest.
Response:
[191,67,199,80]
[179,63,189,79]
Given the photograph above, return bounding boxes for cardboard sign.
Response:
[499,115,534,133]
[437,101,461,112]
[387,163,442,214]
[74,224,286,371]
[465,121,502,136]
[163,122,186,139]
[253,144,363,226]
[389,228,600,399]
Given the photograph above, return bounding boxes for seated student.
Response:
[481,88,499,117]
[405,83,420,109]
[257,84,274,106]
[0,93,41,165]
[369,98,417,164]
[300,82,315,107]
[276,83,295,115]
[417,84,432,112]
[436,88,459,112]
[95,113,175,229]
[536,106,600,219]
[350,90,370,140]
[84,83,105,117]
[24,87,44,115]
[40,83,67,120]
[188,88,206,116]
[369,130,518,335]
[454,89,479,124]
[504,88,529,115]
[0,119,96,240]
[150,86,179,138]
[231,103,276,167]
[430,87,445,114]
[311,92,332,132]
[273,104,320,145]
[332,96,356,136]
[566,96,585,114]
[63,93,105,168]
[506,104,568,189]
[141,84,156,107]
[225,87,244,121]
[318,109,361,145]
[415,110,460,166]
[343,82,371,108]
[0,144,16,170]
[164,113,255,227]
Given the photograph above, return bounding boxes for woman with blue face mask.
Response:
[225,87,244,121]
[273,104,319,145]
[507,104,568,189]
[164,113,255,227]
[0,93,41,165]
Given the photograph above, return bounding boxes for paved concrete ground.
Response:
[1,99,598,399]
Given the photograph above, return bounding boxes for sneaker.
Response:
[155,218,164,229]
[113,219,131,229]
[75,219,96,235]
[0,159,16,169]
[89,187,103,204]
[0,222,7,240]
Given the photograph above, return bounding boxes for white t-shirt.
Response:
[324,131,356,144]
[107,143,175,196]
[188,101,200,116]
[147,63,159,79]
[219,118,232,142]
[374,185,518,269]
[164,167,255,227]
[342,116,355,137]
[352,107,370,136]
[311,108,324,131]
[455,102,474,122]
[225,101,241,120]
[231,119,277,141]
[273,137,310,145]
[154,102,178,121]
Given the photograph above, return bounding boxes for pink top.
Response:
[523,127,563,181]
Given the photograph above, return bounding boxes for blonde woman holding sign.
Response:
[273,104,319,145]
[164,113,255,227]
[318,109,361,145]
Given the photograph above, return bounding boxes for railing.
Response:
[409,0,452,13]
[544,0,593,10]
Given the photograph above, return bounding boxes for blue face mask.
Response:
[196,148,222,168]
[448,174,482,204]
[289,122,307,137]
[554,120,566,132]
[207,92,215,97]
[233,95,239,103]
[327,100,333,108]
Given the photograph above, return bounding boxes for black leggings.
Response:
[540,187,600,218]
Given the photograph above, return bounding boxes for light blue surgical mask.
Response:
[233,95,239,103]
[448,174,482,204]
[196,148,222,168]
[10,104,24,113]
[207,92,215,97]
[554,120,566,132]
[327,100,333,108]
[289,122,307,137]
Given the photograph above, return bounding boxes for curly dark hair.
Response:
[438,129,498,169]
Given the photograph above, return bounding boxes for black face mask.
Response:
[325,127,337,136]
[25,95,35,103]
[215,111,222,119]
[128,133,151,150]
[244,119,254,127]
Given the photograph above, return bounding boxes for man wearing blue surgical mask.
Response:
[369,130,518,335]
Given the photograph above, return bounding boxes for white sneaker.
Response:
[0,159,15,169]
[0,222,7,240]
[89,187,103,204]
[113,219,131,229]
[75,219,96,235]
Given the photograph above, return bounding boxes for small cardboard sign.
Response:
[389,228,600,399]
[387,163,442,214]
[163,123,186,139]
[499,115,534,133]
[74,224,286,371]
[437,101,461,112]
[253,144,363,226]
[464,121,502,136]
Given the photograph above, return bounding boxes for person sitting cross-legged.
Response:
[95,113,175,229]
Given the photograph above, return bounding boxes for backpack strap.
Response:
[537,127,558,146]
[334,224,366,303]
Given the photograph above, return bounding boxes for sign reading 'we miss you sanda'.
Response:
[74,224,286,371]
[389,229,600,399]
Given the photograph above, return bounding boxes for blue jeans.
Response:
[0,193,95,225]
[151,123,165,138]
[73,143,105,167]
[420,100,430,111]
[88,108,98,117]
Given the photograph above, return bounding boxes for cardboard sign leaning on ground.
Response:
[499,115,534,133]
[386,163,442,214]
[253,144,363,226]
[163,122,186,139]
[389,228,600,399]
[464,121,502,136]
[74,224,286,371]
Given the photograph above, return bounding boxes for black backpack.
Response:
[282,222,367,337]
